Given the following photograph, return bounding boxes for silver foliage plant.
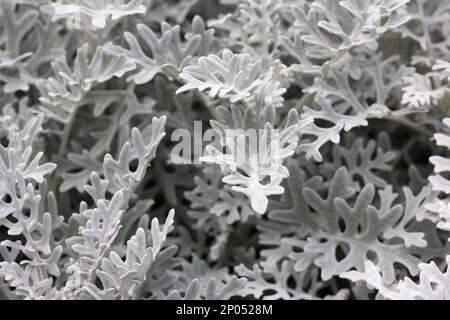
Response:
[1,0,450,301]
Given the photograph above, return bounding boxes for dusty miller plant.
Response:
[1,0,450,300]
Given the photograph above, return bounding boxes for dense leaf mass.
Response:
[1,0,450,300]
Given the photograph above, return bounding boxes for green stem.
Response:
[295,92,315,112]
[385,116,433,137]
[58,108,77,156]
